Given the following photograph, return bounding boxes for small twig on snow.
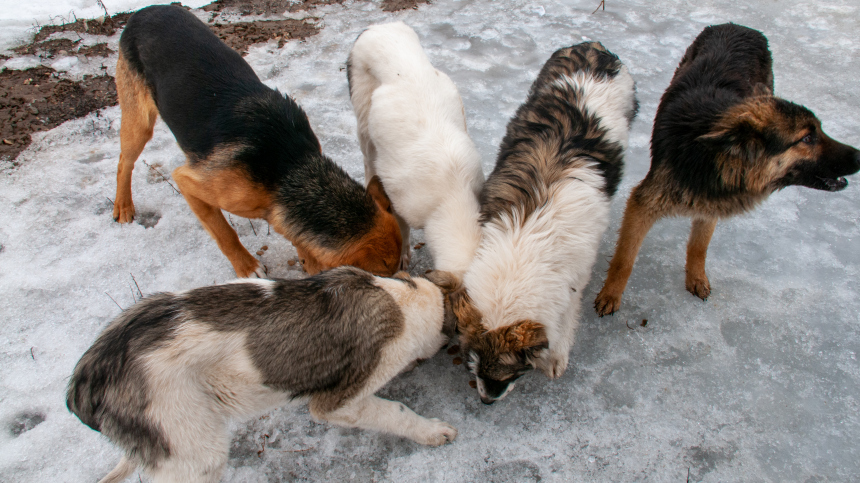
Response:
[30,347,35,360]
[142,160,181,195]
[130,273,143,300]
[95,0,111,19]
[249,219,257,236]
[592,0,605,14]
[105,291,123,311]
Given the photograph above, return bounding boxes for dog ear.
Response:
[500,320,549,360]
[697,112,766,164]
[367,175,393,213]
[751,82,772,97]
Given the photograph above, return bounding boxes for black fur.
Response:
[649,23,859,203]
[120,5,378,245]
[650,24,774,199]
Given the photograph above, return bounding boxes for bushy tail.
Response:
[98,456,136,483]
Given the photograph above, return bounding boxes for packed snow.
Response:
[1,0,859,481]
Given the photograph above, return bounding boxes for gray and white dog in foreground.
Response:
[67,267,459,483]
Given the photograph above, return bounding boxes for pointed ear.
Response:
[751,82,772,97]
[366,175,392,213]
[697,113,766,163]
[500,320,549,359]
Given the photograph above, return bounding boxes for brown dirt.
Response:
[381,0,430,12]
[75,43,115,57]
[32,12,132,43]
[203,0,345,15]
[13,39,114,59]
[0,67,117,163]
[210,19,320,54]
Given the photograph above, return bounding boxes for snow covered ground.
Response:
[1,0,859,481]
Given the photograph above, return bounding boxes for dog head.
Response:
[297,176,402,276]
[426,273,549,404]
[698,93,860,194]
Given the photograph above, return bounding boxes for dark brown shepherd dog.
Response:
[113,5,401,278]
[594,23,860,316]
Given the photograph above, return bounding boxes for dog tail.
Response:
[98,456,136,483]
[350,21,427,86]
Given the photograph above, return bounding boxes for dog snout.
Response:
[480,396,496,405]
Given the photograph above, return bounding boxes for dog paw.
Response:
[542,352,568,379]
[414,418,457,446]
[399,250,411,271]
[251,265,268,279]
[236,262,266,279]
[594,290,621,317]
[112,202,135,224]
[686,275,711,300]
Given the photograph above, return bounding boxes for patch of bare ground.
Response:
[32,12,132,43]
[210,19,320,54]
[203,0,345,15]
[381,0,430,12]
[13,39,114,59]
[0,67,117,163]
[2,2,322,163]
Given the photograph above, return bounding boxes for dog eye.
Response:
[801,134,814,145]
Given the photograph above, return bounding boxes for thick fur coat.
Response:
[594,23,860,316]
[67,268,459,483]
[460,42,637,403]
[347,22,485,273]
[113,6,401,278]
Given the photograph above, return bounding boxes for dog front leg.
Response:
[314,395,456,446]
[685,217,717,300]
[594,191,660,316]
[173,166,264,278]
[394,211,411,270]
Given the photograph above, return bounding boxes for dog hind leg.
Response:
[594,189,661,316]
[313,395,456,447]
[98,456,136,483]
[113,52,158,223]
[172,165,265,278]
[685,217,717,300]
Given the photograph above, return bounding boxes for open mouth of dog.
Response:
[814,176,849,192]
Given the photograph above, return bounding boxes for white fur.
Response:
[552,66,636,150]
[349,22,485,273]
[106,276,454,483]
[464,66,634,381]
[465,171,610,379]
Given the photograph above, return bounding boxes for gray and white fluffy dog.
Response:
[67,267,460,483]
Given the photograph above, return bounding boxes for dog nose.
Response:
[480,396,496,405]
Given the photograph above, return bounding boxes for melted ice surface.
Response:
[1,0,859,481]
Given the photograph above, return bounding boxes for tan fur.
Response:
[112,52,158,224]
[172,160,273,278]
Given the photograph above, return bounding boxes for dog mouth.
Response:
[814,176,849,192]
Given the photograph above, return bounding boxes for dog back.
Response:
[66,269,405,467]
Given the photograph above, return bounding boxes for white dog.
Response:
[459,42,638,404]
[348,22,485,273]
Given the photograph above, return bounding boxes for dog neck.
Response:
[423,181,483,274]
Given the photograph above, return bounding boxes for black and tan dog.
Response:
[112,5,401,278]
[67,268,459,483]
[594,23,860,316]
